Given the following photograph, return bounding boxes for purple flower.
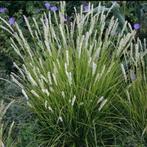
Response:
[0,7,7,13]
[83,4,90,12]
[50,6,58,12]
[44,2,50,10]
[9,17,15,25]
[133,23,140,30]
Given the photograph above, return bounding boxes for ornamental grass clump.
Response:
[1,2,147,146]
[114,38,147,145]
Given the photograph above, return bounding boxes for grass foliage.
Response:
[1,2,147,146]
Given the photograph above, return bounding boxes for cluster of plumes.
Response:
[82,2,141,31]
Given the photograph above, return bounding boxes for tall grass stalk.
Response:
[0,100,16,147]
